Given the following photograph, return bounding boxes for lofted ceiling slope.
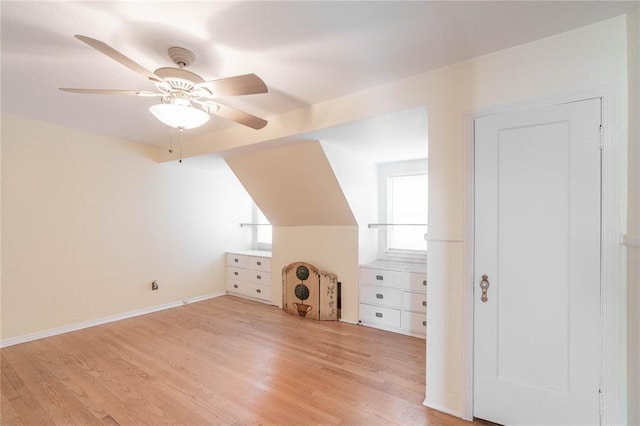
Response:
[225,140,356,227]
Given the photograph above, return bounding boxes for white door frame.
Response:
[462,84,626,424]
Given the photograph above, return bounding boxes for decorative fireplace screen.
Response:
[282,261,338,321]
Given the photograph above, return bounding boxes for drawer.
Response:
[248,270,271,285]
[359,303,401,329]
[402,291,427,313]
[402,311,427,335]
[226,266,246,281]
[360,268,409,289]
[409,272,427,292]
[249,256,271,272]
[226,254,248,268]
[248,283,270,301]
[360,285,402,308]
[226,279,248,295]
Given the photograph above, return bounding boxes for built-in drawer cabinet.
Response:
[226,251,272,303]
[226,266,247,282]
[359,303,401,329]
[402,311,427,335]
[360,285,403,308]
[402,291,427,313]
[248,283,270,299]
[226,279,248,295]
[248,270,271,285]
[359,262,427,338]
[227,254,248,268]
[409,273,428,292]
[249,257,271,272]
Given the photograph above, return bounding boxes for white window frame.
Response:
[377,158,428,262]
[252,204,272,251]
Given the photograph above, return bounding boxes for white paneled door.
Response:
[473,98,602,425]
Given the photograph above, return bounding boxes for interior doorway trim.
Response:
[462,84,626,424]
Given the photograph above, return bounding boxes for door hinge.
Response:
[599,125,605,150]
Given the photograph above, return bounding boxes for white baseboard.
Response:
[424,387,464,419]
[0,292,225,348]
[338,318,358,325]
[183,292,225,304]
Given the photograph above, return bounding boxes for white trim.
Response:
[424,233,464,243]
[462,108,475,421]
[623,234,640,247]
[599,84,626,426]
[463,84,626,425]
[0,292,225,348]
[423,389,463,418]
[183,292,225,304]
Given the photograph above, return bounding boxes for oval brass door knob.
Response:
[479,274,490,303]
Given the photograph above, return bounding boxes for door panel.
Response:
[474,99,601,425]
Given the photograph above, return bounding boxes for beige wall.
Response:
[1,115,253,340]
[320,141,379,264]
[271,225,359,323]
[225,141,356,227]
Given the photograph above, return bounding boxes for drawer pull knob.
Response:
[233,284,238,289]
[234,258,239,263]
[375,312,383,318]
[376,293,384,299]
[257,261,262,266]
[422,301,427,307]
[257,275,261,280]
[423,280,427,286]
[256,289,261,294]
[376,275,383,281]
[422,321,427,326]
[234,272,239,276]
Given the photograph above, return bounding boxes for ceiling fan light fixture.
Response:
[149,103,210,129]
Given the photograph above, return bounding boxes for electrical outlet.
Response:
[152,280,158,290]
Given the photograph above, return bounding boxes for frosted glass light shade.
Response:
[149,103,210,129]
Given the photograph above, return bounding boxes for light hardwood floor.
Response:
[2,295,481,425]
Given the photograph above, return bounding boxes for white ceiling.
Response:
[305,106,429,163]
[1,1,635,155]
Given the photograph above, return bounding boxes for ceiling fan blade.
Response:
[75,35,164,83]
[203,101,267,129]
[60,88,162,97]
[196,73,268,97]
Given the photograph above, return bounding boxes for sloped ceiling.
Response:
[225,140,355,227]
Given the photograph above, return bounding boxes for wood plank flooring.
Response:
[1,295,480,425]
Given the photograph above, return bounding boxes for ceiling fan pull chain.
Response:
[168,127,174,154]
[179,128,183,163]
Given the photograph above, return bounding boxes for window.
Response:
[253,205,272,250]
[378,159,428,260]
[387,173,428,251]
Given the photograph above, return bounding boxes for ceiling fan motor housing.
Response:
[168,46,195,67]
[154,67,204,92]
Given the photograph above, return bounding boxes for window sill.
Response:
[382,249,427,264]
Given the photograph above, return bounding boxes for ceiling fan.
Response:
[60,35,268,131]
